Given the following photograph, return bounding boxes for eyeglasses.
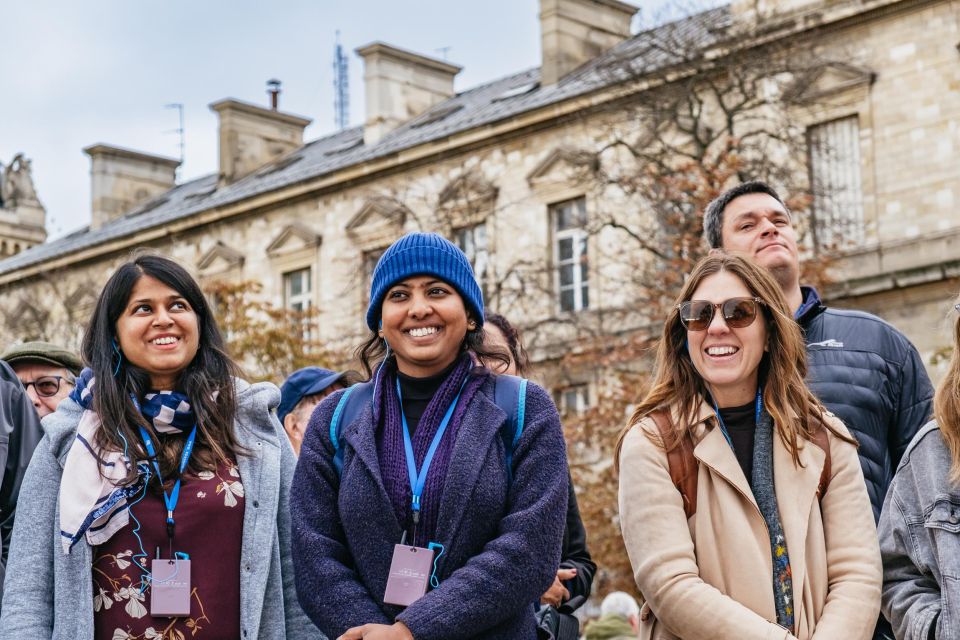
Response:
[677,297,763,331]
[22,375,74,398]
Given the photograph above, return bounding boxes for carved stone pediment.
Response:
[266,222,321,258]
[526,147,598,189]
[784,62,876,104]
[197,241,245,274]
[346,197,408,233]
[438,173,498,209]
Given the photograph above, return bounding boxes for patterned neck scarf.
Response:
[58,368,197,553]
[375,354,483,548]
[751,405,795,630]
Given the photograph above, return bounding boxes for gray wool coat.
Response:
[0,378,320,640]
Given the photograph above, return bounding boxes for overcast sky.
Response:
[0,0,704,239]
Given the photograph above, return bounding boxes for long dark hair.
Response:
[83,253,244,485]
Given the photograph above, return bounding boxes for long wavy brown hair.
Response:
[934,295,960,481]
[614,253,854,470]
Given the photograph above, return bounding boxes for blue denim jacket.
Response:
[879,421,960,640]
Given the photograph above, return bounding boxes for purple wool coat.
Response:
[290,372,568,640]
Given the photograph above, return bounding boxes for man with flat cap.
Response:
[279,367,354,456]
[2,341,82,419]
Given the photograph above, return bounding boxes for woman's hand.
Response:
[337,622,414,640]
[540,567,577,607]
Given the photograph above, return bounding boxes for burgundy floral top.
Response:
[92,459,245,640]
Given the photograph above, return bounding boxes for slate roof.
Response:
[0,6,729,277]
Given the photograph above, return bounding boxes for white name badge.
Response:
[383,545,434,607]
[150,558,192,617]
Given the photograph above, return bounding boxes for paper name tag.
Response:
[383,544,434,607]
[150,559,192,617]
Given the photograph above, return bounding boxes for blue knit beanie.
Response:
[366,232,484,330]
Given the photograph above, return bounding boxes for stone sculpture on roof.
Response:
[1,154,40,209]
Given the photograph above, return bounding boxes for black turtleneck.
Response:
[718,400,756,484]
[396,358,460,434]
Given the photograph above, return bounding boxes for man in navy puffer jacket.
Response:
[704,181,933,639]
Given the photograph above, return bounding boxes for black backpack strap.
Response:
[494,374,528,486]
[329,381,375,475]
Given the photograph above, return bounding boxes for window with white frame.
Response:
[453,222,489,298]
[556,384,590,417]
[363,248,387,299]
[552,197,589,313]
[283,267,312,312]
[808,116,864,250]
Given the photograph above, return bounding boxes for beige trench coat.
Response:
[618,401,881,640]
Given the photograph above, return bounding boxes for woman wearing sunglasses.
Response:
[615,253,881,640]
[879,299,960,639]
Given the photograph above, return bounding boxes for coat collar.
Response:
[341,375,506,547]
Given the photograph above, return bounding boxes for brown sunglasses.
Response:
[677,297,763,331]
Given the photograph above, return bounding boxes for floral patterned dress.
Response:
[92,459,245,640]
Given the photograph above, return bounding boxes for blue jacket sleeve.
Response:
[889,343,934,470]
[290,390,392,635]
[396,382,569,640]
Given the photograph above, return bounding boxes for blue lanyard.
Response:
[712,388,763,451]
[133,395,198,539]
[396,377,467,526]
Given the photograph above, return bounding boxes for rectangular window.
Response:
[808,116,864,250]
[453,222,489,298]
[556,384,590,417]
[363,248,387,300]
[552,198,589,313]
[283,267,312,312]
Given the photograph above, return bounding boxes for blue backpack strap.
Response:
[330,381,375,475]
[494,374,528,486]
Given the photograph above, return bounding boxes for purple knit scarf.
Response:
[375,353,484,547]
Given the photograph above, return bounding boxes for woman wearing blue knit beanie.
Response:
[290,232,570,640]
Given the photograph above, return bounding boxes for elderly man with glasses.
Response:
[1,341,81,419]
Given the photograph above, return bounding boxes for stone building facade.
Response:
[0,0,957,399]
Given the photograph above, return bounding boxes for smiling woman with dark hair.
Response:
[0,253,311,640]
[291,232,569,640]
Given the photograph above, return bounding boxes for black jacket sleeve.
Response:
[0,361,43,604]
[889,343,934,470]
[559,473,596,606]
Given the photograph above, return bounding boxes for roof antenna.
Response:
[267,79,281,110]
[333,31,350,130]
[164,103,184,181]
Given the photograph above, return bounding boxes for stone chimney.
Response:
[82,144,180,231]
[355,42,462,146]
[539,0,637,86]
[209,98,312,185]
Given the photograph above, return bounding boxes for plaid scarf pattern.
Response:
[58,368,196,553]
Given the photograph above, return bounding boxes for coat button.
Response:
[253,500,259,508]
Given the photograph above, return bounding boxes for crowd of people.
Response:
[0,180,953,639]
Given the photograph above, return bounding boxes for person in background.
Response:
[291,232,568,640]
[484,312,596,608]
[582,591,640,640]
[2,341,82,419]
[617,253,880,639]
[279,367,355,456]
[0,254,312,639]
[0,360,42,613]
[879,294,960,639]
